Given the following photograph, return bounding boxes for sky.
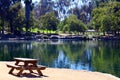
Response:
[21,0,39,6]
[22,0,86,7]
[32,0,39,3]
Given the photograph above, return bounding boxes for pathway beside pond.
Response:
[0,62,119,80]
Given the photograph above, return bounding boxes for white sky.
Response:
[32,0,39,3]
[21,0,39,6]
[22,0,86,9]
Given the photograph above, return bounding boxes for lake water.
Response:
[0,40,120,77]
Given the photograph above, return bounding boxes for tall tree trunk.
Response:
[1,17,4,34]
[103,31,105,36]
[25,0,31,33]
[10,20,14,33]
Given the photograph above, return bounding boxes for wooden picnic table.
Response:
[6,58,46,76]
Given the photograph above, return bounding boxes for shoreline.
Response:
[0,61,119,80]
[0,33,120,41]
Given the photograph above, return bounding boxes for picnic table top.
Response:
[14,58,38,62]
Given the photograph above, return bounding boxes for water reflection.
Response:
[54,50,69,68]
[0,40,120,77]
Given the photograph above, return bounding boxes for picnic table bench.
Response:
[6,58,46,76]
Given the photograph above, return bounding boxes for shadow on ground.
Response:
[10,72,48,78]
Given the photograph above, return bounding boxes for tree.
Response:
[58,14,86,34]
[34,0,54,18]
[0,0,21,34]
[92,2,120,35]
[29,11,39,32]
[23,0,33,33]
[0,0,11,34]
[72,3,93,24]
[40,12,59,33]
[7,2,23,33]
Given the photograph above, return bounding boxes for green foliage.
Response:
[0,0,38,34]
[0,0,21,34]
[58,14,87,33]
[91,41,120,77]
[7,2,24,33]
[92,2,120,33]
[39,12,59,32]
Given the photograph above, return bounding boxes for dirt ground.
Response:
[0,61,119,80]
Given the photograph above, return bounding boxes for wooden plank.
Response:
[14,58,38,62]
[37,65,46,70]
[6,64,21,70]
[22,66,46,70]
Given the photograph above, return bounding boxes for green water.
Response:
[0,40,120,77]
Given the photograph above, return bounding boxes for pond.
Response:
[0,40,120,77]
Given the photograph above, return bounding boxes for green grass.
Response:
[30,28,57,34]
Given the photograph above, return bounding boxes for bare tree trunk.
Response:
[1,17,4,34]
[25,0,31,33]
[10,20,14,33]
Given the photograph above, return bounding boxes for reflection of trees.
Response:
[91,41,120,77]
[61,41,88,62]
[54,50,70,68]
[0,41,33,61]
[57,41,92,70]
[31,43,58,66]
[30,40,92,69]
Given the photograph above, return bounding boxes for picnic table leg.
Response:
[9,68,14,74]
[15,61,19,65]
[29,69,34,73]
[17,69,24,76]
[37,69,43,76]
